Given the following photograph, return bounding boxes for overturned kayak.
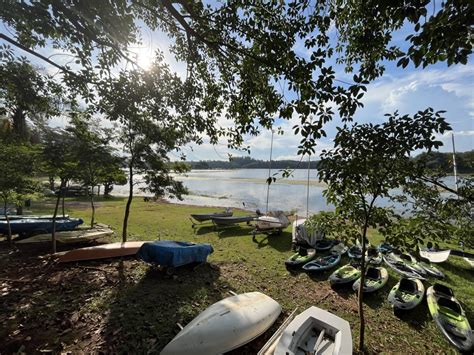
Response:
[427,284,474,353]
[137,240,213,267]
[161,292,281,355]
[329,264,361,286]
[273,306,352,355]
[303,253,341,272]
[419,249,451,263]
[0,218,83,235]
[0,214,70,220]
[388,278,425,311]
[285,248,316,267]
[353,266,388,293]
[58,241,150,263]
[190,209,232,223]
[383,254,426,280]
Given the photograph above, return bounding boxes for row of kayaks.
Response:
[161,292,353,355]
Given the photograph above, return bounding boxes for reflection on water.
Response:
[112,169,457,213]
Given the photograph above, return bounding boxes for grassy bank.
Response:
[1,197,473,354]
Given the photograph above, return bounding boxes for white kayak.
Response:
[274,306,352,355]
[160,292,281,355]
[419,249,451,263]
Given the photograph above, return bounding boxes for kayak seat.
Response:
[399,278,417,294]
[437,297,462,315]
[366,267,380,280]
[433,283,454,298]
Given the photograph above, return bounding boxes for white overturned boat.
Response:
[160,292,281,355]
[255,211,290,233]
[419,249,451,263]
[270,306,352,355]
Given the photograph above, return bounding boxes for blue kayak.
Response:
[0,218,83,235]
[303,253,341,272]
[137,240,214,267]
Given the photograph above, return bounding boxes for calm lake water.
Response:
[112,169,458,214]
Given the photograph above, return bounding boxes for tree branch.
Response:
[0,33,76,76]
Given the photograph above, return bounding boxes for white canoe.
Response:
[419,249,451,263]
[274,306,352,355]
[161,292,281,355]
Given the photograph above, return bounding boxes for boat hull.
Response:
[160,292,281,355]
[0,218,83,235]
[388,278,425,311]
[57,241,150,263]
[419,249,451,263]
[190,211,232,222]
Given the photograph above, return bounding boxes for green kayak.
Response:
[352,266,389,293]
[329,264,361,285]
[388,278,424,311]
[285,248,316,267]
[427,284,473,353]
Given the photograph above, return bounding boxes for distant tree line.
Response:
[415,150,473,174]
[187,152,473,173]
[187,156,320,170]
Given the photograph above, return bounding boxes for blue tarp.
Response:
[137,240,214,267]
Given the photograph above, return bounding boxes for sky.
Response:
[1,9,473,161]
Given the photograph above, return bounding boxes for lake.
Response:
[112,169,458,214]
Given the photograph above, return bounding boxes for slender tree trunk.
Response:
[122,163,133,242]
[61,184,66,218]
[358,210,373,353]
[90,188,95,227]
[97,185,101,196]
[4,200,12,244]
[52,180,65,253]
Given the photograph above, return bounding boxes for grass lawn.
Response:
[1,197,473,354]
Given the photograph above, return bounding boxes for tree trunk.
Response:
[16,204,23,215]
[4,200,12,244]
[358,220,370,353]
[122,164,133,242]
[97,185,101,196]
[12,107,27,141]
[52,180,65,254]
[61,185,66,218]
[49,176,55,191]
[90,188,96,227]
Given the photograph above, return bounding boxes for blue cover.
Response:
[0,218,83,235]
[137,240,214,267]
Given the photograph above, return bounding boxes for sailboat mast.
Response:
[452,133,459,192]
[265,130,274,213]
[306,155,311,218]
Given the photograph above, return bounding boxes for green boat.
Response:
[285,248,316,267]
[329,264,361,285]
[352,266,389,293]
[427,284,473,353]
[388,278,424,311]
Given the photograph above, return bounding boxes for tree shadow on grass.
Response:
[252,231,293,253]
[393,301,432,331]
[102,262,230,354]
[330,283,355,300]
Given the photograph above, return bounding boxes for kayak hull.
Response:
[285,249,316,267]
[303,253,341,272]
[58,241,151,263]
[329,264,361,285]
[160,292,281,355]
[353,266,389,293]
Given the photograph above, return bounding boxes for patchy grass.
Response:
[1,197,473,354]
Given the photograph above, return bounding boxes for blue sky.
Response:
[2,13,473,161]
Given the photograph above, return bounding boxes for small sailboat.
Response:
[273,306,353,355]
[160,292,281,355]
